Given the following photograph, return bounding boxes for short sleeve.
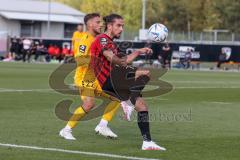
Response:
[99,37,115,53]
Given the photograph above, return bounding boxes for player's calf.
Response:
[135,97,166,151]
[121,70,150,121]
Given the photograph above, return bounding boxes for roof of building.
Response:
[0,11,81,23]
[0,0,84,23]
[0,0,85,16]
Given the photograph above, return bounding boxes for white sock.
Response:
[123,99,135,107]
[98,119,108,127]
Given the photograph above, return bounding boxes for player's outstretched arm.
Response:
[103,50,127,66]
[126,47,152,64]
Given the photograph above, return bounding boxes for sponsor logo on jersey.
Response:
[100,38,108,46]
[79,45,87,53]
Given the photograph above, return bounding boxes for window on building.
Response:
[20,21,41,37]
[64,24,77,38]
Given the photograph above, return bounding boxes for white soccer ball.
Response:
[148,23,168,42]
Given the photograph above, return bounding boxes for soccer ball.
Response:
[148,23,168,42]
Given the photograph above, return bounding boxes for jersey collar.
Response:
[103,33,113,40]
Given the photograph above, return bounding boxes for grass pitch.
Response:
[0,62,240,160]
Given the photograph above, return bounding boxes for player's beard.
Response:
[93,29,101,35]
[114,32,122,39]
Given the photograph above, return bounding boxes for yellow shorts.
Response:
[74,77,120,102]
[75,77,102,98]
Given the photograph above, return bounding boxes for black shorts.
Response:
[102,65,138,101]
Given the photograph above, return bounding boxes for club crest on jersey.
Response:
[100,38,108,46]
[79,45,87,53]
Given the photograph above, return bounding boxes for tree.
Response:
[56,0,240,33]
[57,0,141,30]
[145,0,164,28]
[212,0,240,32]
[160,0,189,31]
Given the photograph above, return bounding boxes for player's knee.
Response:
[134,97,148,112]
[144,70,150,77]
[82,103,95,112]
[82,99,95,112]
[135,69,150,79]
[135,105,148,112]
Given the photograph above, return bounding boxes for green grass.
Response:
[0,62,240,160]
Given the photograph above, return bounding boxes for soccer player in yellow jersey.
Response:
[72,24,83,49]
[59,13,120,140]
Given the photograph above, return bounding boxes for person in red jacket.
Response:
[48,44,55,58]
[62,45,70,57]
[48,44,61,62]
[54,45,61,62]
[62,45,73,63]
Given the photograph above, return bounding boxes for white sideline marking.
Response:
[175,86,240,89]
[168,80,240,84]
[0,143,160,160]
[0,85,240,93]
[0,89,52,92]
[203,101,232,105]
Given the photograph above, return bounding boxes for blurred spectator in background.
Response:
[28,40,38,62]
[48,44,55,57]
[54,45,62,62]
[185,48,192,69]
[46,44,54,62]
[48,44,61,62]
[180,48,192,69]
[72,24,83,48]
[3,52,13,62]
[22,37,32,62]
[72,24,83,55]
[217,48,227,69]
[159,42,172,69]
[62,45,73,63]
[0,55,4,61]
[14,38,23,61]
[48,44,57,61]
[9,36,18,60]
[35,40,47,62]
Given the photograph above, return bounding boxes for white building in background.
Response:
[0,0,85,39]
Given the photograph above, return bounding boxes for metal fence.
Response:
[123,29,240,45]
[168,31,240,43]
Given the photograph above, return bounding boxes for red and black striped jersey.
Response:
[90,33,118,87]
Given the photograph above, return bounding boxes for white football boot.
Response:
[142,141,166,151]
[95,125,118,138]
[59,127,76,140]
[121,100,135,121]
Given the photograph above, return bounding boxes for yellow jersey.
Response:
[73,32,96,85]
[72,31,83,55]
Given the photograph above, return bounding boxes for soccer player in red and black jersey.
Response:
[90,14,166,151]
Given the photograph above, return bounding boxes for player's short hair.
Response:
[103,13,123,31]
[84,13,100,25]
